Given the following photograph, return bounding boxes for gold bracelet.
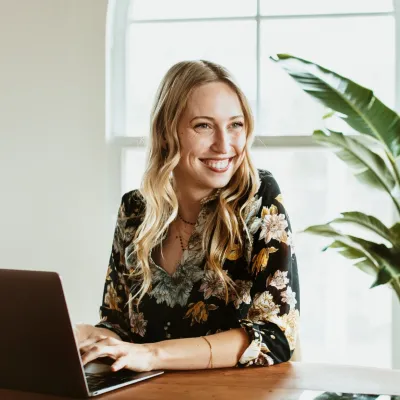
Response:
[201,336,213,369]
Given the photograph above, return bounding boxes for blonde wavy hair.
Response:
[128,60,260,304]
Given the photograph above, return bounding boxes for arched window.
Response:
[107,0,400,368]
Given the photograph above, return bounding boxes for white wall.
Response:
[0,0,113,325]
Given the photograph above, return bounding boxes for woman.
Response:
[76,60,299,372]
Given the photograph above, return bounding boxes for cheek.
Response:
[235,132,247,152]
[186,151,198,165]
[182,138,210,160]
[179,130,205,153]
[178,149,199,168]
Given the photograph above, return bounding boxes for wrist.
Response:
[144,343,161,371]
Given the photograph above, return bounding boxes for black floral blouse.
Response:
[95,169,300,367]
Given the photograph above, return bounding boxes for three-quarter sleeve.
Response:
[235,170,300,367]
[95,193,133,342]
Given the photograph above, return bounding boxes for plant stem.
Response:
[391,277,400,305]
[386,151,400,217]
[387,152,400,186]
[388,189,400,217]
[391,197,400,218]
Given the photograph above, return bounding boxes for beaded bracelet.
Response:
[201,336,213,369]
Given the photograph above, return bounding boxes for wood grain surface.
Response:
[1,361,400,400]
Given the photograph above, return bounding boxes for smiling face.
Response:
[173,81,247,198]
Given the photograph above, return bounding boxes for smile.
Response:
[199,157,234,173]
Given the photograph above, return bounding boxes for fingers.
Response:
[81,344,116,366]
[111,357,127,372]
[79,335,108,353]
[80,337,122,366]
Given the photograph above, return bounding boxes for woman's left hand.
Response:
[80,336,154,372]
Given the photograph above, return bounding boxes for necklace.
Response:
[178,212,196,226]
[177,232,187,252]
[175,212,196,252]
[176,222,192,251]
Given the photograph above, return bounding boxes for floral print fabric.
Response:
[96,169,300,367]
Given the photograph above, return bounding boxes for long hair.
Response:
[127,60,260,303]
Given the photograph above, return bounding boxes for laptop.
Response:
[0,269,164,397]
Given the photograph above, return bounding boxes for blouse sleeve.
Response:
[94,193,133,342]
[235,170,300,367]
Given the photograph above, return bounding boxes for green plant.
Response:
[270,54,400,302]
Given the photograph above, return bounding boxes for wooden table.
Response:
[1,362,400,399]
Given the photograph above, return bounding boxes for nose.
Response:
[211,126,231,154]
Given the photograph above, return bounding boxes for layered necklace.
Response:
[176,212,196,251]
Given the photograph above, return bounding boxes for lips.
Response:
[200,157,234,172]
[199,156,235,162]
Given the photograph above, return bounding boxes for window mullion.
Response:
[108,0,130,139]
[113,134,385,149]
[128,11,394,25]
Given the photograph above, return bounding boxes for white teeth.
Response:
[202,159,230,169]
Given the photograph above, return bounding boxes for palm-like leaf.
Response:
[391,222,400,242]
[328,211,398,247]
[324,239,378,276]
[269,54,400,161]
[313,129,400,213]
[304,224,400,296]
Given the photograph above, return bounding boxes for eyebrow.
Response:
[190,115,244,123]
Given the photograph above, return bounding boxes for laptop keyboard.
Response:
[86,370,140,392]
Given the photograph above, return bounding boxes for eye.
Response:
[194,123,212,129]
[230,121,244,129]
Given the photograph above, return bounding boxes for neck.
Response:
[172,171,220,223]
[172,174,217,223]
[175,191,203,224]
[175,188,216,225]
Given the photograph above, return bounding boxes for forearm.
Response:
[146,328,250,370]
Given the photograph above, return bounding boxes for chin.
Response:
[200,172,236,189]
